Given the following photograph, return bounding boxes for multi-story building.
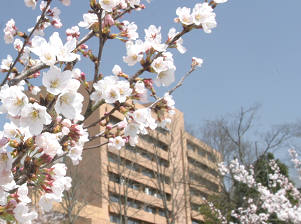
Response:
[54,100,221,224]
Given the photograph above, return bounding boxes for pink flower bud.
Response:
[62,119,71,128]
[80,44,88,49]
[52,20,62,28]
[62,127,70,135]
[57,116,62,123]
[174,18,180,23]
[104,14,115,27]
[117,121,127,130]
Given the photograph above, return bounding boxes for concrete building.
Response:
[54,100,221,224]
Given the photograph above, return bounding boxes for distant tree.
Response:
[189,104,298,222]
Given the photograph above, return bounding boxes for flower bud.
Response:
[57,116,62,123]
[9,139,19,148]
[25,137,34,147]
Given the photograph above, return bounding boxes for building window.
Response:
[110,214,120,223]
[110,116,121,125]
[187,141,195,151]
[156,126,170,135]
[139,135,168,151]
[142,169,154,178]
[158,209,166,217]
[125,161,139,172]
[197,148,205,157]
[125,144,140,155]
[191,203,199,211]
[108,153,117,163]
[190,188,208,199]
[109,172,120,183]
[144,206,155,214]
[128,219,141,224]
[109,194,120,203]
[192,219,200,224]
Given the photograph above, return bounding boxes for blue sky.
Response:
[1,1,301,178]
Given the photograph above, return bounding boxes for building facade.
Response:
[54,101,221,224]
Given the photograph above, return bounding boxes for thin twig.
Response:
[2,1,52,87]
[83,141,109,151]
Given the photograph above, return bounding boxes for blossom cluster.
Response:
[214,152,301,224]
[0,0,226,222]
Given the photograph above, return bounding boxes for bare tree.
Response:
[58,157,100,224]
[141,114,190,224]
[94,142,160,224]
[193,104,298,222]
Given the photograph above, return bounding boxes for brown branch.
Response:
[2,0,52,87]
[83,141,109,151]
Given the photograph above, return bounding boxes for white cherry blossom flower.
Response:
[99,0,118,12]
[0,55,13,71]
[25,0,37,10]
[30,86,41,95]
[35,133,62,157]
[78,13,98,29]
[155,67,175,87]
[42,65,73,95]
[55,89,84,120]
[3,122,19,138]
[151,57,169,74]
[123,40,144,66]
[192,57,203,67]
[128,0,140,8]
[61,0,71,6]
[133,108,151,126]
[13,39,23,50]
[68,146,83,165]
[0,186,9,206]
[30,36,56,65]
[49,32,80,62]
[176,7,194,25]
[39,193,61,212]
[13,203,38,223]
[110,136,125,149]
[20,103,52,136]
[0,85,29,117]
[17,183,31,204]
[51,163,67,180]
[121,21,139,40]
[202,17,217,33]
[0,147,12,172]
[117,81,132,102]
[103,85,120,103]
[192,3,215,26]
[0,170,13,185]
[72,68,81,79]
[112,65,122,76]
[124,121,140,138]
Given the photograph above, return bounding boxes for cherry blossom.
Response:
[49,32,80,62]
[0,1,230,223]
[13,203,38,223]
[39,193,61,212]
[176,7,194,25]
[42,65,73,95]
[20,103,52,136]
[78,13,98,29]
[0,147,12,172]
[0,55,13,72]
